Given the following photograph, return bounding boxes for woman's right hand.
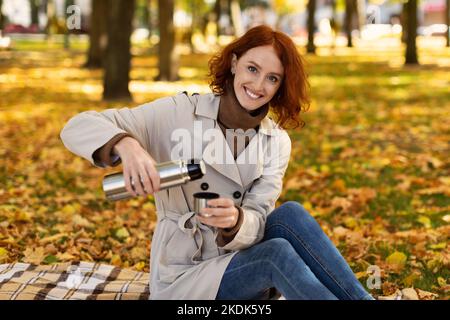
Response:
[113,137,160,197]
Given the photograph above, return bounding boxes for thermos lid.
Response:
[187,159,206,181]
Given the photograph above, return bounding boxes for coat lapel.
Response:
[194,93,275,188]
[195,94,242,186]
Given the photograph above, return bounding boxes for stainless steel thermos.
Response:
[103,159,206,201]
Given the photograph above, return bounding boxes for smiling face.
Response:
[230,45,284,111]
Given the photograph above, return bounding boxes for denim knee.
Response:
[257,238,297,265]
[268,201,312,225]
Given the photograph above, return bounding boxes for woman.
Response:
[60,25,374,300]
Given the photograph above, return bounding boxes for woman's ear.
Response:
[231,53,237,74]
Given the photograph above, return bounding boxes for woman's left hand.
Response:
[197,197,239,229]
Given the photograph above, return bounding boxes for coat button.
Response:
[233,191,242,199]
[201,183,209,190]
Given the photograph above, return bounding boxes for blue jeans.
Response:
[216,201,375,300]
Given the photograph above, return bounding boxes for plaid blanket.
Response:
[0,261,150,300]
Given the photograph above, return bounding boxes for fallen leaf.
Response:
[386,251,407,271]
[115,227,130,240]
[55,252,76,261]
[377,289,402,300]
[72,214,92,228]
[417,216,432,228]
[416,289,438,300]
[437,277,447,287]
[133,261,146,271]
[0,247,8,262]
[429,242,447,250]
[22,247,46,265]
[401,288,419,300]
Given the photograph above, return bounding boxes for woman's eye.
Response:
[268,76,278,83]
[248,66,257,72]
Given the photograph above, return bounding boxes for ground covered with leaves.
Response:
[0,40,449,299]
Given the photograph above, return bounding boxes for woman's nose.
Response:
[254,76,265,92]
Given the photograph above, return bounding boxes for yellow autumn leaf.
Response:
[22,247,46,265]
[426,258,442,272]
[61,203,81,216]
[110,254,122,266]
[343,217,358,229]
[429,242,446,250]
[403,273,420,287]
[55,252,76,261]
[115,227,130,239]
[72,214,92,228]
[302,201,313,212]
[130,247,147,260]
[134,261,146,271]
[14,211,33,222]
[437,277,447,287]
[0,247,8,262]
[417,216,431,228]
[386,251,407,270]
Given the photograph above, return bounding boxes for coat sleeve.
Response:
[60,93,192,168]
[218,130,291,251]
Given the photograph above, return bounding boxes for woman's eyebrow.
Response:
[247,60,283,77]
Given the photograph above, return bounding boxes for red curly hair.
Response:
[208,25,310,129]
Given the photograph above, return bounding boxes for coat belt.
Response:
[159,210,217,264]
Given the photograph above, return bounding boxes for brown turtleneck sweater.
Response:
[93,88,269,246]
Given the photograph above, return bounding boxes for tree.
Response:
[64,0,74,49]
[404,0,418,64]
[345,0,356,47]
[156,0,179,81]
[446,0,449,47]
[230,0,243,36]
[307,0,316,54]
[45,0,57,40]
[0,0,4,31]
[85,0,109,68]
[213,0,223,35]
[142,0,152,40]
[29,0,40,26]
[401,2,408,43]
[103,0,135,100]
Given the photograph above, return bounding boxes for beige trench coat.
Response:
[60,92,291,299]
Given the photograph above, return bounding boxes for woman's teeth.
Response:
[244,87,261,100]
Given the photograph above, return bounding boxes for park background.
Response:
[0,0,449,300]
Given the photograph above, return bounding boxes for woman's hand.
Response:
[197,198,239,229]
[113,137,160,197]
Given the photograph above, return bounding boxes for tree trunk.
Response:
[29,0,40,26]
[405,0,418,65]
[401,3,407,43]
[345,0,355,47]
[188,0,199,53]
[356,0,365,31]
[156,0,178,81]
[144,0,152,39]
[0,0,4,31]
[446,0,449,47]
[64,0,74,49]
[85,0,109,68]
[213,0,222,36]
[230,0,243,36]
[307,0,316,54]
[45,0,57,40]
[103,0,135,100]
